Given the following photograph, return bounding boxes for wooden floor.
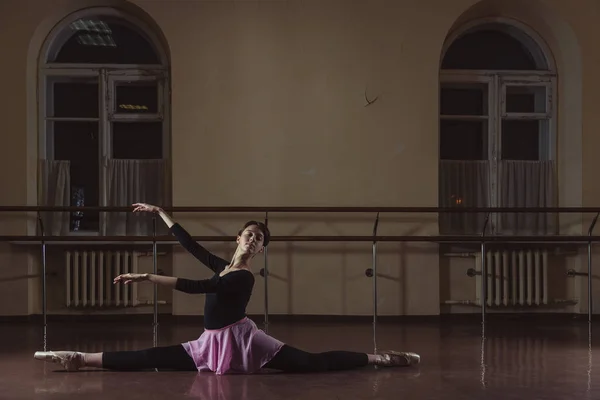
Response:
[1,316,597,399]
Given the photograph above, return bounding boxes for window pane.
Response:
[442,27,540,70]
[440,119,488,160]
[505,85,546,113]
[112,122,163,159]
[440,83,487,116]
[501,119,547,160]
[51,78,99,118]
[53,121,99,231]
[53,18,160,64]
[115,81,158,114]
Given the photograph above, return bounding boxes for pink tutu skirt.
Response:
[181,317,284,375]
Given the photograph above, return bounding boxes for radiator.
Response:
[475,249,548,307]
[65,250,140,308]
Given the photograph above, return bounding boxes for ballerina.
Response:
[34,203,420,373]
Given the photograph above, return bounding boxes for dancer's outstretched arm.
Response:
[113,271,253,294]
[132,203,229,273]
[114,272,178,289]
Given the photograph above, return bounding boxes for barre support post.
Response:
[481,212,490,324]
[153,217,158,349]
[588,212,599,323]
[37,213,47,352]
[264,211,269,332]
[372,212,380,355]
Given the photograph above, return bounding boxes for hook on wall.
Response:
[364,89,379,107]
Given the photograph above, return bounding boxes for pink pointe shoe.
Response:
[34,351,85,371]
[376,350,421,367]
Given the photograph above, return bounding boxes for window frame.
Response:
[440,19,559,236]
[440,70,557,234]
[38,7,170,236]
[439,73,496,161]
[441,70,557,160]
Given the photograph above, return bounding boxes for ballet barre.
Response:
[0,205,598,356]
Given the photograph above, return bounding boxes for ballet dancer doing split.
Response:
[35,203,420,373]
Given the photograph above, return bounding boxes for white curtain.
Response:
[39,159,71,236]
[497,160,558,235]
[439,160,558,235]
[105,159,169,236]
[439,160,490,235]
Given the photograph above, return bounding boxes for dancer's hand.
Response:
[113,273,150,285]
[132,203,162,214]
[132,202,176,229]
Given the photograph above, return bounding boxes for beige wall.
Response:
[0,0,598,317]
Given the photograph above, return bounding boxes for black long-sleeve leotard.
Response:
[169,223,255,329]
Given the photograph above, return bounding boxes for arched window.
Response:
[38,8,170,236]
[439,19,557,236]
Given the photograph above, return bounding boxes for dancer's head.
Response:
[236,220,270,255]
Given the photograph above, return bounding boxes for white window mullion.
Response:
[489,74,500,235]
[99,69,109,235]
[548,77,557,162]
[41,75,52,160]
[160,75,169,161]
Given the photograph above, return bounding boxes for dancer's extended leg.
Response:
[263,344,419,373]
[34,344,197,372]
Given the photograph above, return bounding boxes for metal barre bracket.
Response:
[567,269,589,277]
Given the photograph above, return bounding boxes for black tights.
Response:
[102,345,196,371]
[102,344,368,373]
[263,345,369,373]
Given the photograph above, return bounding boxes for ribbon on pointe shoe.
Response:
[34,351,85,371]
[376,351,420,367]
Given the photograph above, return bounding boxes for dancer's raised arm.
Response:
[132,203,229,273]
[132,202,175,228]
